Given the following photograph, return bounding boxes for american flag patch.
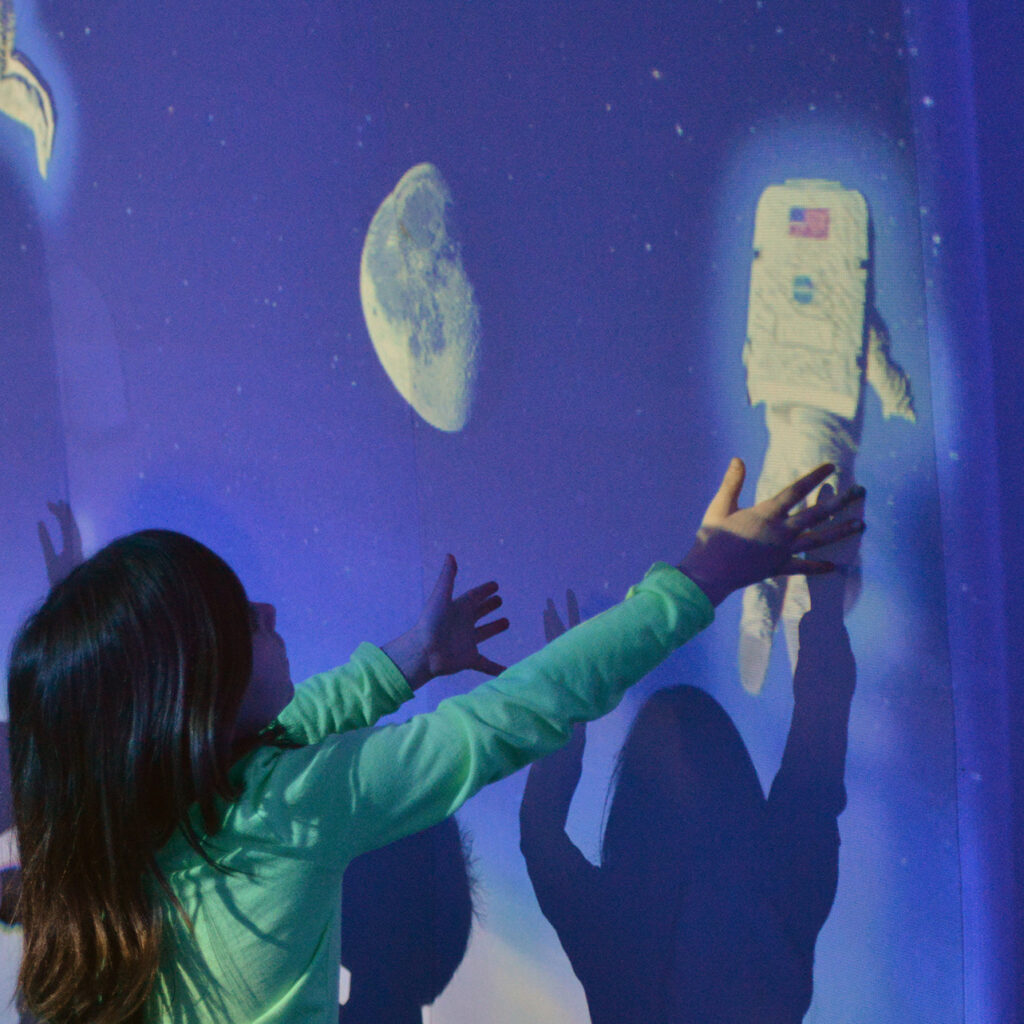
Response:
[789,207,830,239]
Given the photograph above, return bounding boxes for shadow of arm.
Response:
[519,725,603,940]
[767,570,856,941]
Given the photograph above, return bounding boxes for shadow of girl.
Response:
[521,565,855,1024]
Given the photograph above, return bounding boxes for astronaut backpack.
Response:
[744,179,869,419]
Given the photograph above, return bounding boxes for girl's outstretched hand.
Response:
[678,458,865,607]
[382,555,509,691]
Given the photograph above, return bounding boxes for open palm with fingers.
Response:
[679,459,865,607]
[416,555,509,680]
[382,556,509,691]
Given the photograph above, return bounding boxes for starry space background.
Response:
[0,0,966,1020]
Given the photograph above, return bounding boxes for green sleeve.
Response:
[274,642,414,745]
[254,564,713,859]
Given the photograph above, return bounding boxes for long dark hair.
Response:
[8,530,255,1024]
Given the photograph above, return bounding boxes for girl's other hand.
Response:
[383,555,509,690]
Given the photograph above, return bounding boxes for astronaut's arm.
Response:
[866,316,916,422]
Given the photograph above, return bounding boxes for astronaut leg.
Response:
[740,577,786,694]
[780,576,810,678]
[739,404,804,694]
[778,407,860,672]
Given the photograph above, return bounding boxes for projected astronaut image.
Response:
[0,0,54,178]
[361,163,481,432]
[738,179,916,695]
[0,0,980,1021]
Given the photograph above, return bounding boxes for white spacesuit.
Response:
[740,180,915,694]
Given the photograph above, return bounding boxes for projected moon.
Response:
[360,163,480,432]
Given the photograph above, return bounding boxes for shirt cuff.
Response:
[628,561,716,629]
[362,640,417,703]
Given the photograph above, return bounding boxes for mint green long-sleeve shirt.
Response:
[146,563,713,1023]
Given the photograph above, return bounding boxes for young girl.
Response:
[7,459,862,1024]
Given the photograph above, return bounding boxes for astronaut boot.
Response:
[739,578,785,695]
